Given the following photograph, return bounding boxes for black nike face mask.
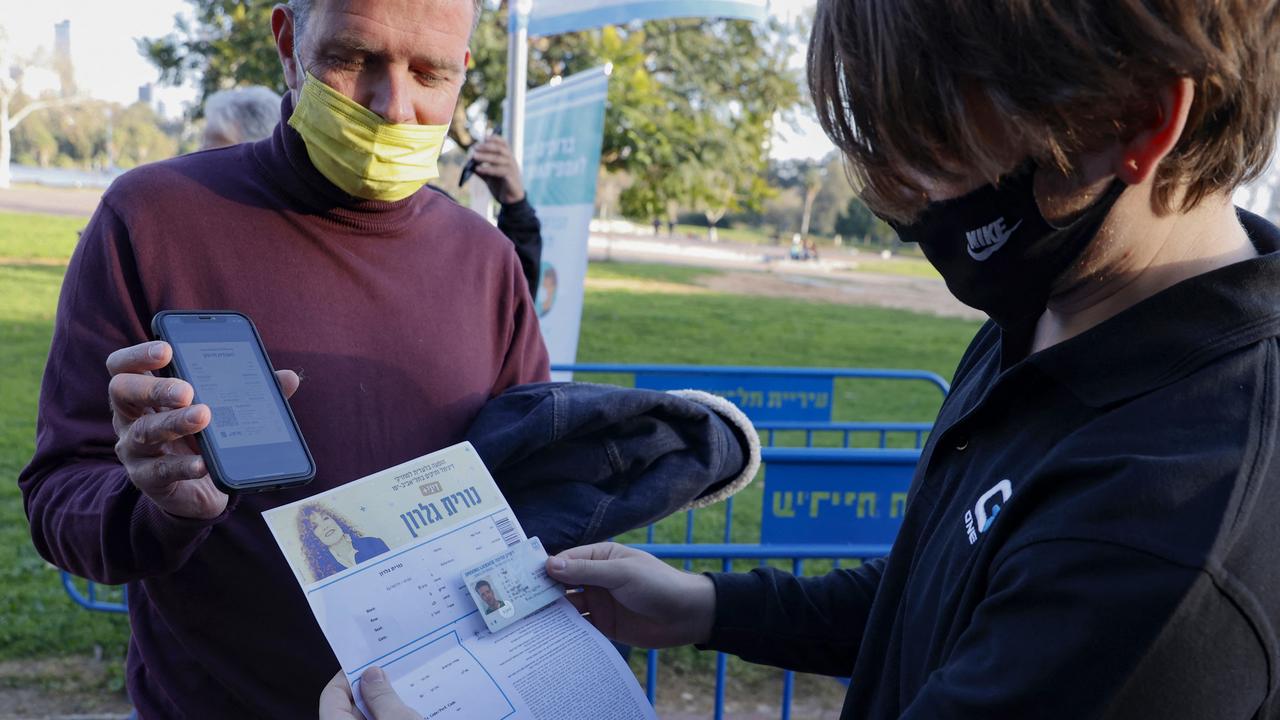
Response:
[886,162,1127,330]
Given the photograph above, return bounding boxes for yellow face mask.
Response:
[288,72,450,202]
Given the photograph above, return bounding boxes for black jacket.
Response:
[497,197,543,298]
[465,382,760,554]
[707,210,1280,719]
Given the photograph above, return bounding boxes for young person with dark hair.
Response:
[534,2,1280,719]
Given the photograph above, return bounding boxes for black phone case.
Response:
[150,310,316,495]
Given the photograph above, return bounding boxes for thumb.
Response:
[359,667,419,720]
[547,553,629,589]
[275,369,301,399]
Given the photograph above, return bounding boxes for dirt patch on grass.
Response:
[0,656,131,719]
[697,269,983,320]
[585,276,715,295]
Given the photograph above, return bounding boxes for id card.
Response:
[463,537,562,633]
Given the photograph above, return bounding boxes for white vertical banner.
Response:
[522,67,610,372]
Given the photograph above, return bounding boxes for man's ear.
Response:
[272,4,301,93]
[1115,77,1194,185]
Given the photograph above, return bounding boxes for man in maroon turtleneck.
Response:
[18,0,549,716]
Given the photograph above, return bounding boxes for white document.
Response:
[262,442,656,719]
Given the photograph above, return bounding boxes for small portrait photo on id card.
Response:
[472,577,516,619]
[463,536,563,633]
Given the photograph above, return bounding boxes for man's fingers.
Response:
[359,667,419,720]
[318,670,357,719]
[323,670,355,703]
[109,374,193,421]
[123,405,209,454]
[472,149,512,165]
[275,369,301,399]
[106,341,171,376]
[474,161,512,177]
[481,135,511,153]
[127,453,208,495]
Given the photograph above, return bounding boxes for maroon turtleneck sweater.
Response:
[19,96,550,718]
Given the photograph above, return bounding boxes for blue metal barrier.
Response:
[60,570,127,613]
[551,363,949,425]
[628,446,921,719]
[754,421,933,449]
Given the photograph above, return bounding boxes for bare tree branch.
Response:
[6,96,83,132]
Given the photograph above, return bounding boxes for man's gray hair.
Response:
[289,0,484,47]
[204,86,282,144]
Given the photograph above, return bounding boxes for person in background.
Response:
[463,134,543,297]
[200,85,282,149]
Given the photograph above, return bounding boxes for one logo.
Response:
[964,479,1012,545]
[965,218,1023,261]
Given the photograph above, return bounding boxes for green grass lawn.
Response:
[0,259,134,662]
[846,254,941,279]
[0,212,981,698]
[0,211,84,260]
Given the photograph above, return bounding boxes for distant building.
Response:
[54,21,71,61]
[138,83,154,104]
[53,20,75,96]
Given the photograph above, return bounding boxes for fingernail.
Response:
[148,343,165,361]
[364,667,386,685]
[169,384,184,403]
[549,557,566,572]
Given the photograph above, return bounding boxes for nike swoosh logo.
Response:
[967,219,1023,261]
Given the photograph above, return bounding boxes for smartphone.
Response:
[151,310,316,494]
[459,128,501,187]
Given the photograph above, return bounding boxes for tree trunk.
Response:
[704,208,726,243]
[0,94,11,190]
[800,184,819,238]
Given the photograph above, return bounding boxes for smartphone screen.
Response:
[153,311,315,492]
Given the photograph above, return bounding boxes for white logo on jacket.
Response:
[964,479,1013,545]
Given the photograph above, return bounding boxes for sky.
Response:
[2,0,199,117]
[1,0,832,161]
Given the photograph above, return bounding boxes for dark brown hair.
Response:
[808,0,1280,222]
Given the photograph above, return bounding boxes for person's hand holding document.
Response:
[264,442,656,719]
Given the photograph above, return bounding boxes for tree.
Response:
[114,102,180,168]
[11,111,57,167]
[0,30,85,188]
[808,154,857,236]
[797,162,825,239]
[139,0,287,115]
[141,2,802,221]
[835,195,896,246]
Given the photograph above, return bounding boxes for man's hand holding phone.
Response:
[107,340,301,520]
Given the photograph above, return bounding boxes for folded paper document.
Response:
[263,442,655,719]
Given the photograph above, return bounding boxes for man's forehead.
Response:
[310,0,474,56]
